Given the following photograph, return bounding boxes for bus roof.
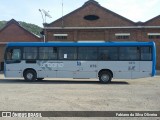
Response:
[6,41,155,47]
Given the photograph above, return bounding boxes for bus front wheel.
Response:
[99,71,112,84]
[24,70,37,82]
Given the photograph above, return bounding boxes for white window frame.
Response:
[53,34,68,37]
[115,33,130,36]
[147,33,160,36]
[53,34,68,40]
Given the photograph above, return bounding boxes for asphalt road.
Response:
[0,73,160,120]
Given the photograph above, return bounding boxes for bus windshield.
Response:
[6,48,21,61]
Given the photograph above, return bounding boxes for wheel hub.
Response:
[27,73,33,80]
[101,74,109,82]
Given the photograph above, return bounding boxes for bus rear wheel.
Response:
[24,70,37,82]
[99,71,112,84]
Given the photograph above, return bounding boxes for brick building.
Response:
[45,0,160,69]
[0,19,40,70]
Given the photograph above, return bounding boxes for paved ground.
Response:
[0,73,160,120]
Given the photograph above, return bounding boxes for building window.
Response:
[84,15,99,21]
[115,33,130,39]
[148,33,160,39]
[54,34,68,40]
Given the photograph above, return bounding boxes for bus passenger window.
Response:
[99,47,118,61]
[119,47,140,61]
[39,47,57,60]
[78,47,97,60]
[6,48,21,60]
[141,47,152,61]
[23,47,37,60]
[58,47,77,60]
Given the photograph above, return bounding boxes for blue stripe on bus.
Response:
[6,41,155,47]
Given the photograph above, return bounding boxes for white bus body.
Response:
[4,42,156,83]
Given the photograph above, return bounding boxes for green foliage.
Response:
[0,21,7,29]
[19,21,42,36]
[0,20,42,36]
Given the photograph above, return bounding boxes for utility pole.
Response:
[62,0,64,27]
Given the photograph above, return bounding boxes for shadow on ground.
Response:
[0,79,129,85]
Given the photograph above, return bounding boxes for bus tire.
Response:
[99,71,112,84]
[37,78,44,81]
[24,70,37,82]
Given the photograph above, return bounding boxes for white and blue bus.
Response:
[4,41,156,83]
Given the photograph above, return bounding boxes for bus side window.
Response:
[39,47,57,60]
[52,47,58,59]
[6,48,21,60]
[141,47,152,61]
[23,47,38,60]
[58,47,77,60]
[119,47,140,61]
[78,47,97,60]
[98,47,118,61]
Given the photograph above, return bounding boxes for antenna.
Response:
[62,0,64,27]
[42,9,52,23]
[39,9,45,24]
[39,9,52,23]
[39,9,52,43]
[42,9,52,18]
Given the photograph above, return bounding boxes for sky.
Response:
[0,0,160,27]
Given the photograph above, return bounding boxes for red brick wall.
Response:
[145,16,160,26]
[0,44,5,70]
[0,22,41,67]
[0,24,40,42]
[0,44,5,62]
[78,30,104,41]
[50,3,135,27]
